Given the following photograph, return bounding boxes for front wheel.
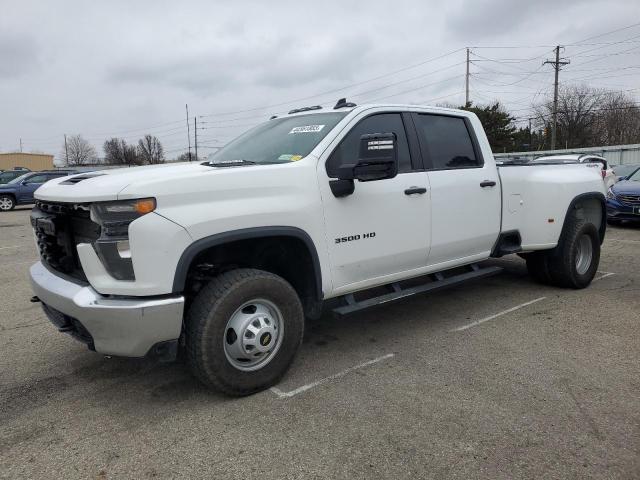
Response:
[185,268,304,396]
[0,195,15,211]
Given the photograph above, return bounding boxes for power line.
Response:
[199,47,466,118]
[566,21,640,46]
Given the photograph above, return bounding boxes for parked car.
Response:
[0,170,77,211]
[0,167,31,184]
[532,154,616,189]
[29,102,607,396]
[606,165,640,224]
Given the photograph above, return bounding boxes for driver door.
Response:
[318,112,431,294]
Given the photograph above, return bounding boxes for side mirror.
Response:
[337,133,398,182]
[617,176,625,181]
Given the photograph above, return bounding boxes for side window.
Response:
[415,114,480,170]
[326,113,412,177]
[25,174,49,184]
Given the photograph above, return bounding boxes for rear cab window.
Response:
[412,114,482,170]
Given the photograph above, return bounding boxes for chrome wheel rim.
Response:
[575,234,593,275]
[0,197,12,211]
[223,299,283,371]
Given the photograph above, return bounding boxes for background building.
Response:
[0,152,55,171]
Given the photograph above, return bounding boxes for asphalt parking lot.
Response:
[1,206,639,479]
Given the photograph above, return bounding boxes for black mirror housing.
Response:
[336,132,398,182]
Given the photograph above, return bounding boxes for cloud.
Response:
[0,32,39,78]
[1,0,639,159]
[446,0,601,39]
[107,32,374,97]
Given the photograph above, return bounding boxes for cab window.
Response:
[414,114,481,170]
[326,113,412,178]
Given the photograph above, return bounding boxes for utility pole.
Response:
[528,118,532,151]
[186,104,192,161]
[465,48,470,107]
[544,46,570,150]
[19,138,23,153]
[64,134,69,165]
[194,116,198,162]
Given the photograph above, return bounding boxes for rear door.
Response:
[411,113,500,267]
[318,112,431,293]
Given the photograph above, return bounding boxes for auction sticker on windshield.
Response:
[289,125,325,134]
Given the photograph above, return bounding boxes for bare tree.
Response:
[62,134,97,166]
[532,85,640,149]
[594,91,640,146]
[533,85,602,149]
[137,135,165,164]
[103,138,140,166]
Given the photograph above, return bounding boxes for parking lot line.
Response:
[5,259,37,267]
[451,297,547,332]
[270,353,395,399]
[607,238,640,244]
[0,244,25,250]
[593,271,616,282]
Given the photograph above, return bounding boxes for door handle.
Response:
[480,180,496,188]
[404,187,427,195]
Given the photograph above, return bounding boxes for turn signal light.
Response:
[134,198,156,214]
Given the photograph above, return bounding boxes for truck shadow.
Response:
[2,257,539,426]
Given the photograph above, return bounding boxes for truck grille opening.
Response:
[31,201,101,282]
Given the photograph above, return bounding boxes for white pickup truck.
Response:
[29,101,606,395]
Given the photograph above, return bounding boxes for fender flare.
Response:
[171,226,323,299]
[561,192,606,245]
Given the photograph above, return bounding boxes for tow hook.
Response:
[30,296,41,303]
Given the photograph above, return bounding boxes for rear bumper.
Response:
[30,261,184,357]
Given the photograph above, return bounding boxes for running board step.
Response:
[333,264,503,317]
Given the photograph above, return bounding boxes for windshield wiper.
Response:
[205,159,258,167]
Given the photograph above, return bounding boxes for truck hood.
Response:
[35,162,214,203]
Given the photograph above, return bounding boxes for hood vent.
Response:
[60,172,106,185]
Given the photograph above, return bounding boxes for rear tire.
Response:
[525,213,600,289]
[185,268,304,396]
[547,220,600,289]
[525,251,553,285]
[0,195,15,211]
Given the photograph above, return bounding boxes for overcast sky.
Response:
[1,0,639,161]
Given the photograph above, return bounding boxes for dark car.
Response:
[0,170,77,212]
[0,168,31,184]
[606,165,640,224]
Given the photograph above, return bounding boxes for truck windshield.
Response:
[205,112,347,166]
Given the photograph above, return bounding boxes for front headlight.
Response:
[606,188,617,200]
[90,198,156,280]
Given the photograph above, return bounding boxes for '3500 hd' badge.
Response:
[335,232,376,244]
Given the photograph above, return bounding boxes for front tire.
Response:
[185,268,304,396]
[0,195,15,211]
